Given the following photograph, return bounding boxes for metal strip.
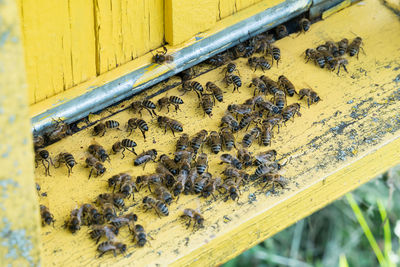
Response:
[32,0,312,134]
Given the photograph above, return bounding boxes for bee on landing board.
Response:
[152,46,173,64]
[181,209,204,229]
[134,149,158,169]
[97,241,126,257]
[40,205,55,227]
[35,148,54,176]
[126,118,148,141]
[157,96,184,113]
[112,139,138,159]
[130,99,157,118]
[54,152,76,176]
[157,116,183,136]
[298,88,321,107]
[92,120,120,137]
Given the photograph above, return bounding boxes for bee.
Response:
[263,114,283,132]
[298,88,321,107]
[92,120,120,136]
[176,133,189,151]
[275,25,288,39]
[102,203,116,222]
[219,127,236,151]
[177,67,196,81]
[158,96,184,113]
[112,139,137,159]
[256,99,280,115]
[261,173,288,193]
[266,45,281,67]
[227,104,252,119]
[254,150,278,165]
[33,135,44,149]
[273,89,286,111]
[64,207,83,233]
[90,225,119,244]
[319,49,334,64]
[243,43,255,58]
[221,62,240,76]
[156,164,176,188]
[238,111,261,131]
[221,178,241,201]
[134,149,158,169]
[181,209,204,229]
[194,173,210,193]
[88,143,110,162]
[130,99,157,117]
[207,53,228,66]
[242,127,261,148]
[230,43,246,58]
[47,118,71,142]
[160,154,179,175]
[202,177,223,199]
[119,179,138,200]
[221,166,247,180]
[224,74,242,92]
[348,37,363,58]
[278,75,296,97]
[237,148,253,168]
[260,123,273,146]
[109,213,137,229]
[35,182,43,197]
[220,113,239,132]
[206,82,224,103]
[184,167,200,194]
[127,118,148,140]
[196,153,208,175]
[85,155,106,178]
[248,57,271,72]
[174,148,194,166]
[325,41,339,58]
[338,38,349,56]
[282,103,302,122]
[154,185,173,205]
[190,129,208,155]
[157,116,183,136]
[249,77,268,96]
[54,152,76,176]
[97,241,126,257]
[304,48,325,68]
[181,81,203,98]
[171,165,189,197]
[82,203,103,225]
[143,196,169,217]
[97,193,125,210]
[136,173,163,192]
[108,173,132,192]
[35,148,53,176]
[260,75,279,95]
[220,154,242,169]
[326,58,349,75]
[40,205,55,226]
[254,162,281,178]
[207,131,222,154]
[152,46,173,64]
[132,224,148,247]
[253,34,275,53]
[298,18,311,33]
[200,93,214,117]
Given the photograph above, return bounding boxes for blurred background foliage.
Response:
[223,166,400,267]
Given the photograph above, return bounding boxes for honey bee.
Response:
[159,154,179,175]
[176,133,189,151]
[158,96,184,113]
[249,77,268,96]
[239,111,262,131]
[152,46,173,64]
[275,25,288,39]
[260,123,273,146]
[190,129,208,155]
[177,67,196,82]
[263,114,283,132]
[154,185,173,205]
[97,241,126,257]
[254,162,281,178]
[273,89,286,111]
[348,37,363,58]
[224,74,242,92]
[326,58,349,75]
[237,148,253,168]
[221,178,241,201]
[127,118,148,140]
[256,99,280,115]
[40,205,55,226]
[54,152,76,176]
[207,131,222,154]
[220,113,239,132]
[298,88,321,107]
[136,173,163,192]
[227,104,252,119]
[220,154,242,169]
[207,53,228,66]
[304,48,325,68]
[102,203,116,222]
[131,224,148,247]
[130,99,157,117]
[119,179,138,200]
[248,57,271,72]
[260,75,279,95]
[298,18,311,33]
[157,116,183,136]
[174,148,194,166]
[33,134,45,149]
[184,167,199,194]
[254,150,278,165]
[86,155,106,179]
[143,196,169,217]
[90,225,118,244]
[92,120,120,136]
[253,33,275,53]
[194,173,211,194]
[219,127,236,151]
[82,203,103,225]
[282,103,301,122]
[108,173,132,192]
[242,127,261,148]
[337,38,349,56]
[195,153,208,175]
[181,209,204,229]
[47,118,71,142]
[171,166,188,197]
[325,41,340,57]
[97,193,126,210]
[181,81,204,98]
[200,93,214,117]
[112,139,137,159]
[64,207,83,233]
[35,148,53,176]
[221,166,247,180]
[134,149,158,169]
[202,177,223,199]
[109,213,137,229]
[266,45,281,67]
[278,75,296,97]
[88,143,110,162]
[230,42,246,58]
[206,82,224,103]
[156,164,176,188]
[261,173,288,193]
[221,62,240,76]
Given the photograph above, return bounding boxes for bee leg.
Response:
[131,148,137,156]
[98,252,106,258]
[170,127,176,137]
[96,236,101,244]
[152,109,158,117]
[211,193,216,201]
[67,165,71,177]
[141,130,146,141]
[186,219,191,229]
[89,169,93,179]
[343,64,348,73]
[121,148,125,159]
[113,249,117,257]
[101,129,106,137]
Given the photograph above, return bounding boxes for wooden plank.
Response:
[217,0,236,20]
[35,1,400,266]
[0,0,41,265]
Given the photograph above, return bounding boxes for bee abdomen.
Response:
[196,165,207,175]
[194,182,205,194]
[232,75,242,87]
[192,81,204,92]
[142,100,156,109]
[169,96,184,104]
[272,47,280,60]
[211,144,221,154]
[137,119,149,131]
[137,233,147,247]
[105,120,120,128]
[157,201,169,216]
[121,139,137,148]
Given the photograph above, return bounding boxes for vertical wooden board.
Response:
[217,0,236,20]
[148,0,164,50]
[68,0,96,85]
[110,0,124,67]
[235,0,256,11]
[121,0,136,62]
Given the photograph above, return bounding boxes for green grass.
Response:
[223,166,400,267]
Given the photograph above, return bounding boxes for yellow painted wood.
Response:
[34,1,400,266]
[0,0,41,265]
[322,0,352,19]
[217,0,236,20]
